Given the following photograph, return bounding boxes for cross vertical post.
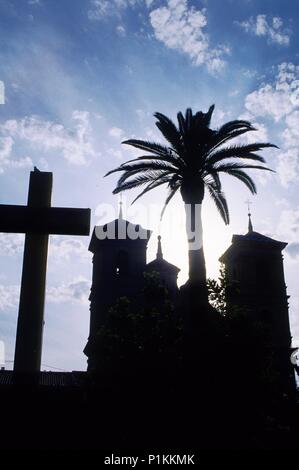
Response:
[14,172,52,373]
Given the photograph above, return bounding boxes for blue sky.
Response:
[0,0,299,371]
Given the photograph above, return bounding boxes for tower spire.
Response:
[245,200,253,233]
[248,212,253,233]
[157,235,163,260]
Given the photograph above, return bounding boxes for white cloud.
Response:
[212,109,232,127]
[282,110,299,147]
[0,284,20,311]
[237,14,290,46]
[0,277,90,311]
[0,233,90,262]
[88,0,113,19]
[242,68,258,79]
[48,236,91,262]
[88,0,145,20]
[245,84,290,121]
[116,24,126,36]
[245,63,299,121]
[246,121,268,144]
[0,111,95,166]
[0,136,32,174]
[243,63,299,187]
[0,136,13,164]
[106,147,124,159]
[47,278,90,305]
[0,234,24,256]
[234,113,269,144]
[149,0,230,73]
[109,126,125,139]
[276,205,299,244]
[276,148,299,187]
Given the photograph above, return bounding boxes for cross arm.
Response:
[0,205,91,235]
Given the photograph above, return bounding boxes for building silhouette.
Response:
[87,206,180,341]
[220,213,296,392]
[145,234,180,298]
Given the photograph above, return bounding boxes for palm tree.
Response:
[105,106,276,296]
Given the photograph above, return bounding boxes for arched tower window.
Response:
[115,250,129,277]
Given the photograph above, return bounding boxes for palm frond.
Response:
[105,160,177,179]
[206,143,277,166]
[207,184,229,225]
[124,153,185,170]
[214,162,274,173]
[203,172,222,189]
[177,111,187,137]
[122,139,172,157]
[160,184,180,220]
[131,176,172,204]
[154,112,182,154]
[112,171,171,193]
[218,120,255,134]
[202,104,215,127]
[168,173,182,189]
[222,169,257,194]
[185,108,193,132]
[206,127,259,155]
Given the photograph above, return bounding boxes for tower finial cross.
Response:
[245,200,253,233]
[245,199,252,215]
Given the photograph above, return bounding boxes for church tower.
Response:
[88,204,152,338]
[219,213,291,348]
[219,212,295,393]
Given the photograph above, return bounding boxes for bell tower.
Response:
[88,205,152,338]
[220,213,291,347]
[219,212,295,393]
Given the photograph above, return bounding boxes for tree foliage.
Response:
[85,272,183,374]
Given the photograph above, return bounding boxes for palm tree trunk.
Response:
[184,201,207,286]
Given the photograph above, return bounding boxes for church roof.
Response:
[219,210,288,263]
[235,230,287,247]
[146,235,180,274]
[89,218,152,252]
[220,230,287,262]
[146,257,180,274]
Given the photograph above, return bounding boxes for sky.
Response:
[0,0,299,371]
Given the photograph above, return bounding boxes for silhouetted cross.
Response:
[0,171,90,373]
